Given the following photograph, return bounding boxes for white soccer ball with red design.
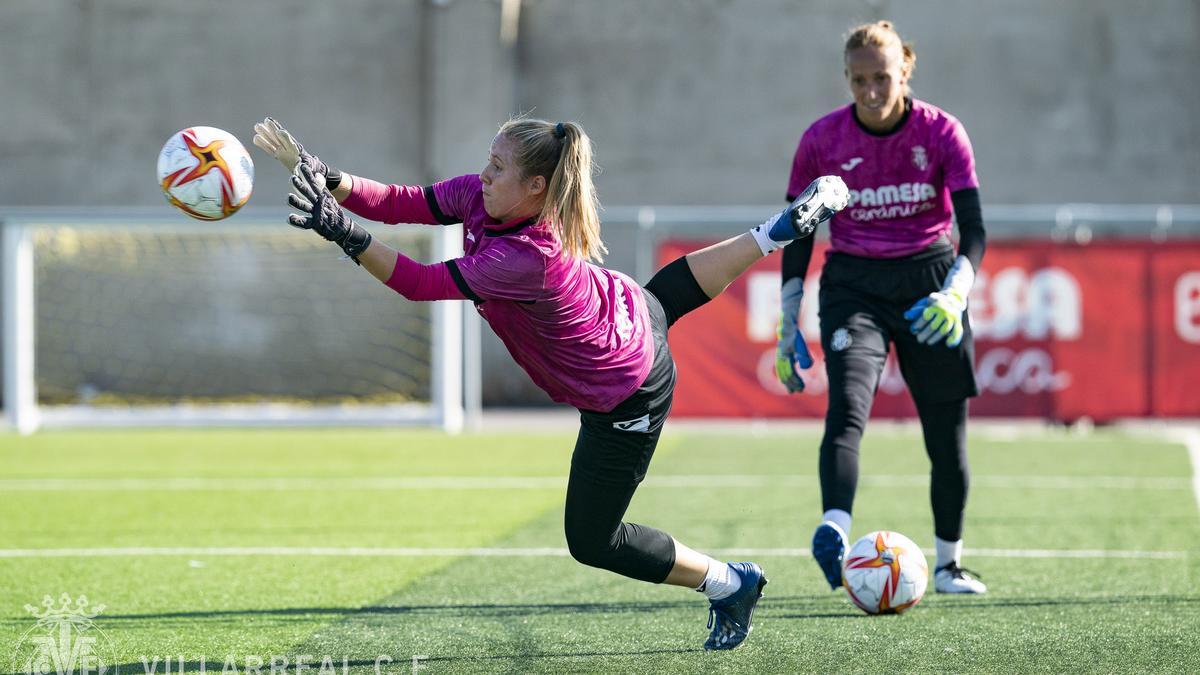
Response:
[157,126,254,220]
[842,530,928,615]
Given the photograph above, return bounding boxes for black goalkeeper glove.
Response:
[287,163,371,262]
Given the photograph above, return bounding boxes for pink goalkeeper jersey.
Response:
[342,174,653,413]
[788,99,979,259]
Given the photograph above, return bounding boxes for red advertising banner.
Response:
[658,240,1200,421]
[1151,249,1200,416]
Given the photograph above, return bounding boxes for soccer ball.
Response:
[842,530,928,615]
[157,126,253,220]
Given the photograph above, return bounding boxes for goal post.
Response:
[2,219,36,435]
[1,209,469,434]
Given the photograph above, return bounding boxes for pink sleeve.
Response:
[941,118,980,193]
[786,129,819,201]
[384,252,467,302]
[342,177,438,225]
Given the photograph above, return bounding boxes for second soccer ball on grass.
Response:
[842,530,929,615]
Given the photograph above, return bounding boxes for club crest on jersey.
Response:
[831,327,853,352]
[911,146,928,171]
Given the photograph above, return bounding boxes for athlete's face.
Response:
[480,134,546,222]
[845,44,909,131]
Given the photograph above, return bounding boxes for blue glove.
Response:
[904,290,967,347]
[775,278,814,393]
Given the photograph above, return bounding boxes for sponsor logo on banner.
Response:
[664,238,1200,419]
[971,267,1082,340]
[747,266,1079,396]
[1174,271,1200,344]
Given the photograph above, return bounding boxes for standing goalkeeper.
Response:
[775,21,988,594]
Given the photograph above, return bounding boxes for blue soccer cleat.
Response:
[811,521,848,590]
[704,562,768,651]
[766,175,850,244]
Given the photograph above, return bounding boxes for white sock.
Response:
[748,215,784,256]
[695,558,742,601]
[822,509,852,538]
[935,536,962,570]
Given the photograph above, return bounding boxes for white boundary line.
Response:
[0,474,1189,492]
[1183,429,1200,514]
[1118,423,1200,516]
[0,546,1184,560]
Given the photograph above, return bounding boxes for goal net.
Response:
[2,210,464,432]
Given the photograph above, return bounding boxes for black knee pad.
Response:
[644,256,710,327]
[564,525,617,569]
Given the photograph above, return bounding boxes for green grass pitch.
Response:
[1,426,1197,673]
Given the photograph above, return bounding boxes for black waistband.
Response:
[828,237,954,269]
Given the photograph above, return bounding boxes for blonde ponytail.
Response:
[498,117,606,262]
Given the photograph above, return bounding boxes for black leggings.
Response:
[821,397,970,541]
[817,246,976,541]
[563,256,710,583]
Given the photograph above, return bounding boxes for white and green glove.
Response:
[252,117,338,184]
[904,256,974,347]
[775,277,815,393]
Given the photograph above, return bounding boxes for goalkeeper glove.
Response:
[287,164,372,262]
[904,256,974,347]
[252,117,343,188]
[775,277,814,393]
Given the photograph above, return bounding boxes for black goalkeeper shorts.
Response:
[818,239,979,404]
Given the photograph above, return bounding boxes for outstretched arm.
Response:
[253,117,443,225]
[287,163,465,301]
[357,241,467,302]
[339,175,449,226]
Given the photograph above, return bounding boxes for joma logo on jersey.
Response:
[848,182,937,208]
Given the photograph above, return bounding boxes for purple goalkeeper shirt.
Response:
[788,98,979,259]
[343,173,654,412]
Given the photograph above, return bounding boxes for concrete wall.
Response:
[517,0,1200,205]
[2,0,1198,407]
[1,0,431,206]
[3,0,1196,207]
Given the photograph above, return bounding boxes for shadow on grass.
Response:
[772,593,1200,619]
[82,592,1200,625]
[923,594,1200,610]
[93,598,707,623]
